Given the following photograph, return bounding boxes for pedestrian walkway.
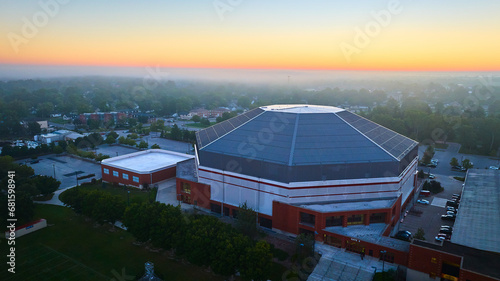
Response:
[308,243,398,281]
[34,185,75,206]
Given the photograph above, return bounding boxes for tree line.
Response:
[59,187,273,280]
[0,156,60,225]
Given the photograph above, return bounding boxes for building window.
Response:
[325,235,342,248]
[259,217,272,229]
[210,203,221,214]
[103,168,109,174]
[181,182,191,194]
[300,212,316,226]
[369,213,386,224]
[113,171,119,177]
[347,214,364,225]
[326,215,343,227]
[133,176,139,183]
[123,173,129,180]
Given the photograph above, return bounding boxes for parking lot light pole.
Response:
[380,250,386,273]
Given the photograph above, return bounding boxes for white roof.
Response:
[101,149,194,174]
[260,104,345,114]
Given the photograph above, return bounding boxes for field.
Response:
[0,205,227,281]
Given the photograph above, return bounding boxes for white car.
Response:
[489,166,499,170]
[417,199,430,205]
[435,236,445,242]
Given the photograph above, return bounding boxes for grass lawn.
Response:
[62,181,157,204]
[0,205,226,281]
[184,122,216,129]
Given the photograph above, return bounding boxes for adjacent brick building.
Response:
[101,149,194,188]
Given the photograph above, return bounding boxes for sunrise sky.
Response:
[1,0,499,72]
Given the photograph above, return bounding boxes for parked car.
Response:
[446,200,459,208]
[440,228,453,235]
[441,215,456,221]
[435,236,445,242]
[451,166,467,172]
[395,230,412,241]
[446,207,456,212]
[437,233,451,240]
[489,166,499,170]
[417,199,430,205]
[427,163,437,168]
[441,226,453,230]
[446,211,456,216]
[428,174,436,179]
[452,193,461,199]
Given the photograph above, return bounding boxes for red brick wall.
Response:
[408,244,462,279]
[151,167,176,183]
[176,178,211,209]
[102,165,175,187]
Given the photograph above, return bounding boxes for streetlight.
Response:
[380,250,387,275]
[127,191,130,206]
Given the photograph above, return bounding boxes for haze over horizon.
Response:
[1,0,500,79]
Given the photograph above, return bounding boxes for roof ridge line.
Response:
[288,114,300,166]
[335,112,399,161]
[198,109,267,150]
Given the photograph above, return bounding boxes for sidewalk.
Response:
[33,185,76,206]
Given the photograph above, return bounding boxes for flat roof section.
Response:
[295,198,397,213]
[451,169,500,254]
[101,149,194,174]
[324,223,410,252]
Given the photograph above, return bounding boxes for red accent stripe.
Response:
[199,176,399,198]
[199,176,287,197]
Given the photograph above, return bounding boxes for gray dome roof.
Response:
[196,105,418,183]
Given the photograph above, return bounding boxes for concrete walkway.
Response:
[34,185,76,206]
[308,243,398,281]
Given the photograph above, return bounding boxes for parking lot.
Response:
[19,155,102,189]
[398,143,487,243]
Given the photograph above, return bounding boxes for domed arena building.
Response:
[177,104,419,263]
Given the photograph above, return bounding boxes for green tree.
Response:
[240,241,273,281]
[170,124,182,141]
[108,131,119,139]
[104,135,116,144]
[151,144,160,149]
[422,145,434,165]
[462,159,473,170]
[191,115,201,123]
[415,227,425,240]
[128,133,139,139]
[34,175,61,196]
[236,202,258,238]
[53,145,64,154]
[137,141,148,149]
[450,157,459,167]
[200,118,210,126]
